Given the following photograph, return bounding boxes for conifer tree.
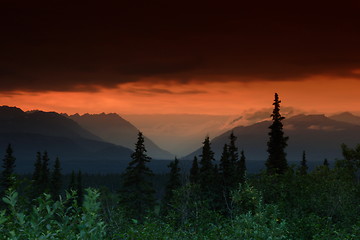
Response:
[229,132,243,187]
[219,144,231,188]
[77,170,84,206]
[32,152,42,182]
[50,157,62,200]
[161,158,181,215]
[31,152,43,199]
[199,136,215,190]
[40,151,50,193]
[1,144,16,196]
[119,131,155,220]
[237,150,247,184]
[323,158,329,168]
[68,170,76,191]
[299,151,308,175]
[266,93,289,174]
[189,156,199,184]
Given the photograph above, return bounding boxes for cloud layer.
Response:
[1,1,360,92]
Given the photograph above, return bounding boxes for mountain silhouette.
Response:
[67,113,174,159]
[0,106,133,173]
[184,114,360,170]
[329,112,360,126]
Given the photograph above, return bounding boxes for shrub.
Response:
[0,188,106,240]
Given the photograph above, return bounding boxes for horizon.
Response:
[1,103,360,158]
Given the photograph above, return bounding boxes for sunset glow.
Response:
[1,1,360,117]
[1,77,360,116]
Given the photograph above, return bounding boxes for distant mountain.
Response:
[329,112,360,126]
[0,106,133,173]
[67,113,174,159]
[184,114,360,170]
[0,106,101,141]
[123,114,239,156]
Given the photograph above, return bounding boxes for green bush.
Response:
[0,188,106,240]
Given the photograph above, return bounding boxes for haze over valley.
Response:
[1,104,360,174]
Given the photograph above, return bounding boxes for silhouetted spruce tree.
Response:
[40,151,50,193]
[161,158,181,215]
[50,157,62,200]
[299,151,308,175]
[32,152,42,182]
[199,136,215,190]
[189,156,199,184]
[212,163,224,210]
[1,144,16,196]
[228,132,239,184]
[77,170,84,206]
[219,144,231,187]
[266,93,289,174]
[323,158,329,168]
[119,132,155,221]
[237,150,247,184]
[31,152,43,199]
[68,170,76,191]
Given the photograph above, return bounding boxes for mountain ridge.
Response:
[66,112,174,159]
[0,106,133,173]
[183,114,360,166]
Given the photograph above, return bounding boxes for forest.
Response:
[0,94,359,239]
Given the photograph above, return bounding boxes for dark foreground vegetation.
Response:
[0,94,359,239]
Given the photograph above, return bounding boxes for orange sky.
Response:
[2,1,360,117]
[1,76,360,116]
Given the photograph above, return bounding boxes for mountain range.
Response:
[185,113,360,171]
[66,113,173,159]
[0,106,134,173]
[1,105,360,174]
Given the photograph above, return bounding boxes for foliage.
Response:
[199,136,215,190]
[298,150,308,175]
[40,151,50,193]
[0,188,106,240]
[189,156,199,184]
[1,144,16,197]
[50,157,62,201]
[237,150,247,184]
[161,157,181,215]
[77,170,84,206]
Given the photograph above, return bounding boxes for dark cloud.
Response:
[124,87,207,95]
[1,0,360,92]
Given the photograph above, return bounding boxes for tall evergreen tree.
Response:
[237,150,247,184]
[50,157,62,200]
[31,152,43,199]
[323,158,329,168]
[189,156,199,184]
[68,170,76,191]
[299,151,308,175]
[161,158,181,215]
[229,132,240,188]
[266,93,289,174]
[1,144,16,196]
[77,170,84,206]
[32,152,42,182]
[119,132,155,221]
[40,151,50,193]
[219,144,231,188]
[199,136,215,190]
[228,132,239,167]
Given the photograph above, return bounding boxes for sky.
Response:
[1,1,360,116]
